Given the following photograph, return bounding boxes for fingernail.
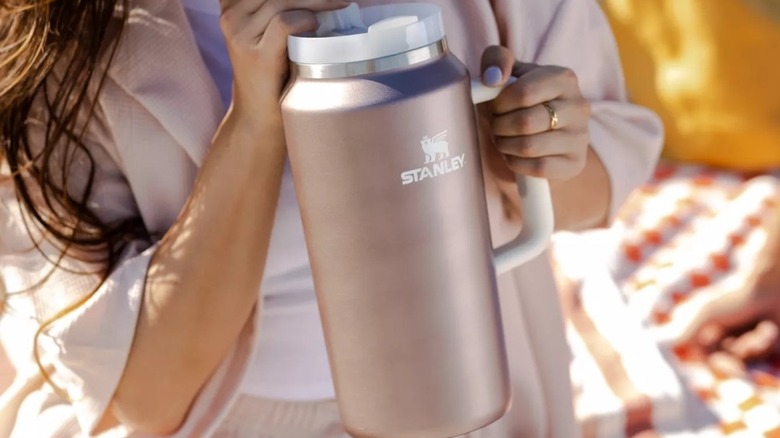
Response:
[483,66,503,87]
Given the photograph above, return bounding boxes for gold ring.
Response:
[543,102,559,131]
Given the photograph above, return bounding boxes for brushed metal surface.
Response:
[282,51,510,438]
[292,40,448,79]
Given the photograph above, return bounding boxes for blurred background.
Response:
[602,0,780,172]
[556,1,780,436]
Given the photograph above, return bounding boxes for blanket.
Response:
[554,163,780,437]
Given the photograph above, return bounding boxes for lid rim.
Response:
[288,3,445,65]
[292,39,448,79]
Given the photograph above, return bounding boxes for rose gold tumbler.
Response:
[282,4,554,437]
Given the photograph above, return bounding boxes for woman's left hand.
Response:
[480,46,591,181]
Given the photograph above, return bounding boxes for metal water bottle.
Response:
[282,4,554,437]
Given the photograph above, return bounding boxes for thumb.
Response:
[480,45,537,87]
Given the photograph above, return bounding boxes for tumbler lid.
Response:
[288,3,445,65]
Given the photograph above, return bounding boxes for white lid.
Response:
[288,3,445,65]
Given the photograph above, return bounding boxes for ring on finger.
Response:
[542,101,559,131]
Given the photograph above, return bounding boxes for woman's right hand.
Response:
[219,0,349,119]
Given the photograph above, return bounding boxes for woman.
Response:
[0,0,662,436]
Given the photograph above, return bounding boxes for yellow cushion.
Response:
[601,0,780,171]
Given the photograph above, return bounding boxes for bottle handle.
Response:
[471,79,555,274]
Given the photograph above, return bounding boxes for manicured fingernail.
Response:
[483,66,503,86]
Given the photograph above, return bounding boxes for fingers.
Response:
[707,351,747,379]
[220,0,348,42]
[492,66,580,115]
[260,10,319,57]
[224,1,343,111]
[220,0,265,15]
[497,129,588,180]
[479,46,590,180]
[495,130,586,159]
[220,0,348,15]
[688,298,766,348]
[658,271,764,346]
[486,62,586,182]
[696,323,726,352]
[723,320,780,362]
[480,45,515,87]
[492,99,590,136]
[504,153,586,180]
[480,45,538,87]
[251,0,350,40]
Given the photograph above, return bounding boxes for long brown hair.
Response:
[1,0,148,396]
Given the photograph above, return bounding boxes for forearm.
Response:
[550,147,611,231]
[110,111,286,433]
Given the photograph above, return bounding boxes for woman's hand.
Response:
[219,0,348,118]
[681,260,780,380]
[480,46,591,181]
[694,259,780,363]
[672,196,780,370]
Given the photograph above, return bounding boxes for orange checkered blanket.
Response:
[552,163,780,437]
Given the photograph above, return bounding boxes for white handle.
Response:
[471,80,555,274]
